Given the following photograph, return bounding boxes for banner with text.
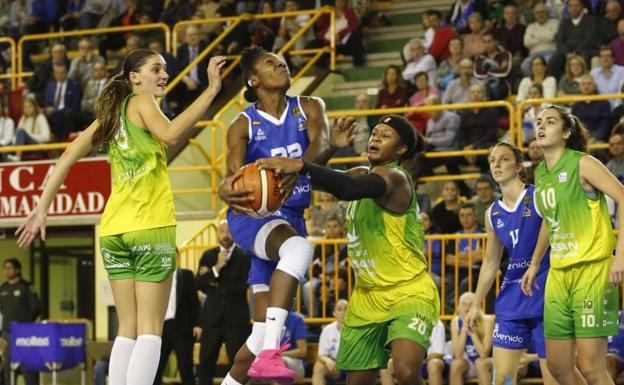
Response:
[0,158,111,219]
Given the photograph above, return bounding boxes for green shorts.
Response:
[544,257,619,339]
[100,226,177,282]
[336,296,437,371]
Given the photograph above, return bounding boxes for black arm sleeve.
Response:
[299,161,387,201]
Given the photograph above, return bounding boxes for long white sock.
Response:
[108,336,136,385]
[262,307,288,350]
[126,334,162,385]
[222,372,245,385]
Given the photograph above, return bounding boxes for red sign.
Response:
[0,157,111,219]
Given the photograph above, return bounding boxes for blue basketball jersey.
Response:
[456,318,479,362]
[488,185,550,321]
[241,95,312,213]
[608,311,624,357]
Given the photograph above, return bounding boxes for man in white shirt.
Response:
[402,39,437,86]
[521,2,559,76]
[312,299,348,385]
[590,45,624,109]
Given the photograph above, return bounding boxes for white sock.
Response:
[262,307,288,350]
[222,372,245,385]
[126,334,162,385]
[108,336,136,385]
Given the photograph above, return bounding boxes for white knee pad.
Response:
[245,322,266,356]
[253,219,289,260]
[276,236,313,281]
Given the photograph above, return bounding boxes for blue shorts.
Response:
[227,207,306,286]
[492,318,546,359]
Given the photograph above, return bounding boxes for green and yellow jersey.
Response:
[100,94,176,236]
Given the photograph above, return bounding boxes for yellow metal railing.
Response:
[0,37,16,89]
[16,23,171,84]
[516,94,624,150]
[177,233,496,323]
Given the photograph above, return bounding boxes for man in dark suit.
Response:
[196,220,251,385]
[172,25,209,113]
[153,266,201,385]
[26,43,70,103]
[44,63,82,141]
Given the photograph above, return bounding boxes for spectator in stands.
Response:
[557,54,588,95]
[607,130,624,226]
[376,64,408,109]
[516,56,557,101]
[459,83,499,170]
[421,211,443,287]
[462,12,486,59]
[381,319,448,385]
[432,181,463,234]
[69,38,106,90]
[521,2,559,76]
[600,0,622,45]
[173,25,209,113]
[443,58,480,104]
[437,37,464,92]
[408,71,439,134]
[520,84,545,144]
[250,2,280,51]
[424,95,461,152]
[313,0,365,66]
[9,0,31,38]
[44,63,82,141]
[474,31,512,100]
[280,311,308,383]
[353,94,373,155]
[273,0,312,69]
[611,20,624,65]
[525,137,544,185]
[322,268,350,317]
[196,220,251,385]
[444,204,485,314]
[0,96,15,161]
[591,45,624,109]
[307,192,346,238]
[548,0,599,79]
[59,0,84,31]
[427,9,457,63]
[81,62,109,122]
[447,0,489,34]
[80,0,112,29]
[148,39,179,81]
[302,216,347,317]
[312,299,348,385]
[450,292,494,385]
[26,43,69,104]
[402,38,437,86]
[97,0,142,58]
[572,74,612,142]
[159,0,194,27]
[29,0,60,34]
[9,96,50,161]
[470,177,498,228]
[495,3,527,77]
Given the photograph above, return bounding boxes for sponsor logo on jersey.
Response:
[524,195,532,205]
[293,107,301,116]
[252,120,261,125]
[559,172,567,183]
[298,119,307,131]
[493,323,524,344]
[523,208,532,217]
[255,128,267,141]
[491,210,500,216]
[496,218,504,228]
[544,215,560,231]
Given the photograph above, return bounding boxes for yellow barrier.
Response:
[0,37,16,89]
[16,23,171,84]
[516,93,624,149]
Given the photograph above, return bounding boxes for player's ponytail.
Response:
[92,49,158,147]
[543,104,589,153]
[241,46,266,103]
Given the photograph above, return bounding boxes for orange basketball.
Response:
[232,163,285,217]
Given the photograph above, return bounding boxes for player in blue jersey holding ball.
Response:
[465,142,584,385]
[217,46,354,385]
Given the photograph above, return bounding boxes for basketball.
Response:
[232,163,285,217]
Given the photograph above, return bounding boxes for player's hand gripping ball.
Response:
[232,163,286,217]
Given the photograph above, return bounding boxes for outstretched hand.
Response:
[330,116,357,148]
[207,56,227,93]
[15,208,47,248]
